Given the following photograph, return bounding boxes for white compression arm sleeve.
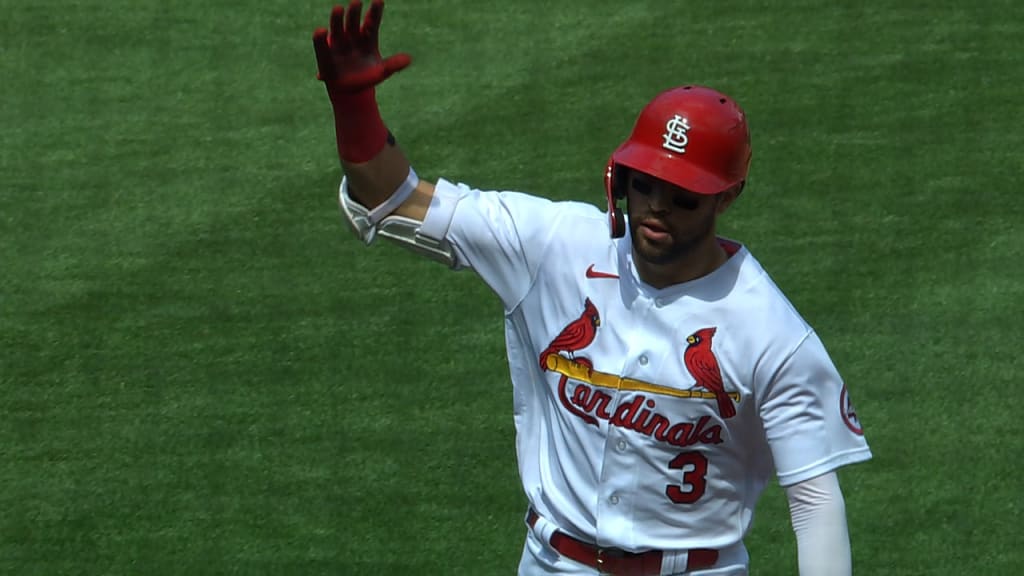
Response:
[785,471,852,576]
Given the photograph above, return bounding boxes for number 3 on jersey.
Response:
[666,451,709,504]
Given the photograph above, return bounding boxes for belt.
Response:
[527,508,719,576]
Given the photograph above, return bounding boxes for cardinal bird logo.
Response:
[539,298,600,372]
[683,327,736,419]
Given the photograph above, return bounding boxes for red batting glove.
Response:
[312,0,412,163]
[313,0,412,95]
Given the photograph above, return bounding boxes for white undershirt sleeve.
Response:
[785,471,852,576]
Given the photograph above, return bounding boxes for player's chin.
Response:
[633,238,678,265]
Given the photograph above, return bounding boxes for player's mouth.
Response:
[639,219,672,243]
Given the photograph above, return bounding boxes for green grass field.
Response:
[2,0,1021,574]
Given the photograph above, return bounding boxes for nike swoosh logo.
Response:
[586,264,619,279]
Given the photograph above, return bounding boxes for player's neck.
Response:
[633,236,729,290]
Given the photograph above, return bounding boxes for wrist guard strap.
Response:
[330,88,389,164]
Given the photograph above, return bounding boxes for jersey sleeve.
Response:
[419,178,563,311]
[758,331,873,486]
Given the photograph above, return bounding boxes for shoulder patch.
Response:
[840,384,864,435]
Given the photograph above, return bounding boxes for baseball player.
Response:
[312,2,873,575]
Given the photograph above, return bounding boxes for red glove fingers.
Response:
[312,27,334,82]
[313,1,411,93]
[358,0,383,53]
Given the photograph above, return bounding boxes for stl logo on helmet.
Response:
[662,114,691,154]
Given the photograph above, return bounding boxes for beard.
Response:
[628,205,718,266]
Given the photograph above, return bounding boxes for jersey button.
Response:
[638,355,648,366]
[617,440,627,452]
[609,495,620,505]
[655,298,665,307]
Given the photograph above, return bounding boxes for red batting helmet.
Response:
[605,85,752,237]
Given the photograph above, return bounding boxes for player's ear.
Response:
[715,183,743,215]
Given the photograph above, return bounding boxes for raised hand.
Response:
[312,0,412,94]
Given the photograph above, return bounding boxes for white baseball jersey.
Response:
[416,178,872,567]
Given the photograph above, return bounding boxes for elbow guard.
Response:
[338,169,456,267]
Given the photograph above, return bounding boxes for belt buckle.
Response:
[595,547,624,576]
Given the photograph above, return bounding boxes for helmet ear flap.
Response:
[605,159,627,238]
[610,206,625,238]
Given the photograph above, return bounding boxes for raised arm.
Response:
[312,0,434,222]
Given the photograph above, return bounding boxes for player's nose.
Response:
[647,183,672,213]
